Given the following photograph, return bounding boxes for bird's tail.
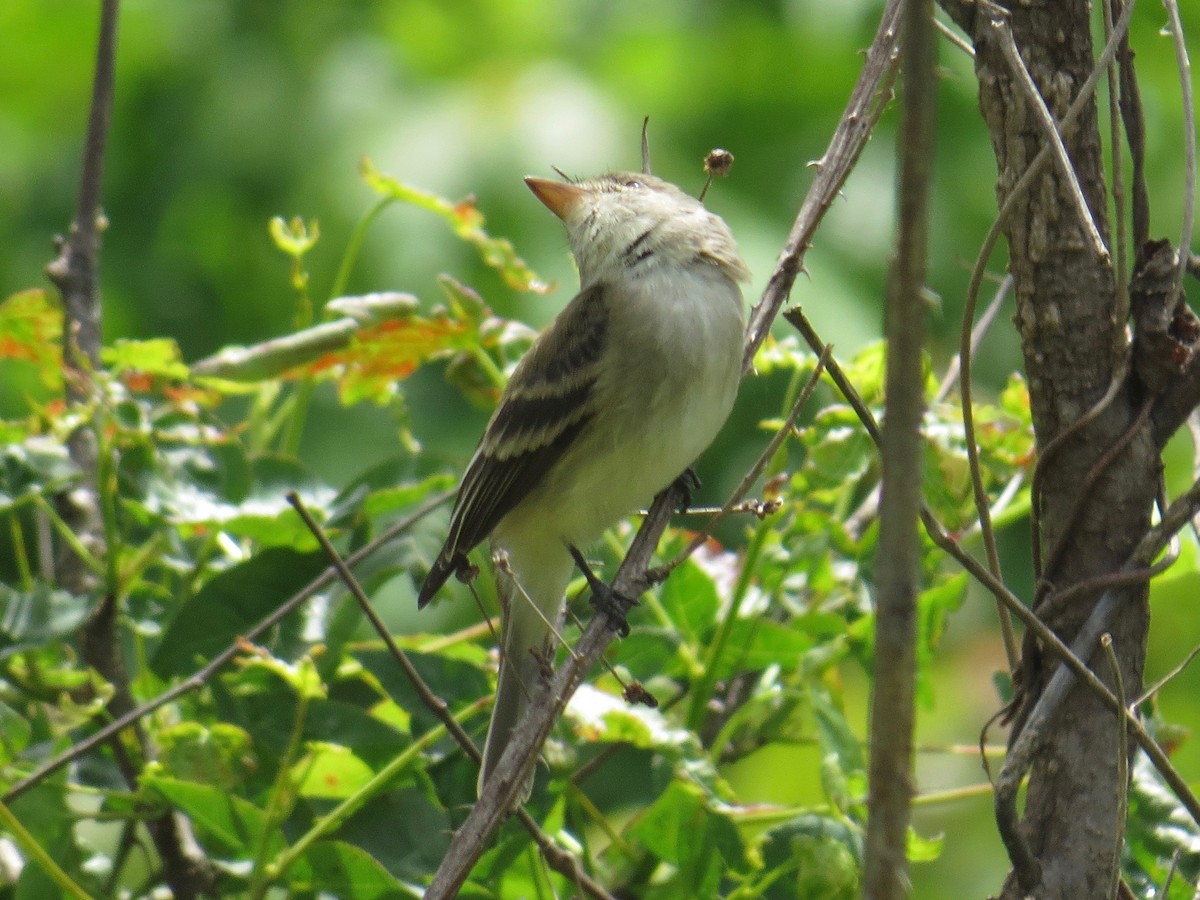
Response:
[477,542,573,801]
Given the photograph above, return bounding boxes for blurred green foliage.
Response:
[1,1,1199,897]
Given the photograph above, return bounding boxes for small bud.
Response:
[704,148,735,178]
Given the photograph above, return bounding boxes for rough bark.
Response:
[962,2,1159,896]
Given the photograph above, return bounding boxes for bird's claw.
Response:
[567,544,633,636]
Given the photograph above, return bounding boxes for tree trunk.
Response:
[947,1,1161,895]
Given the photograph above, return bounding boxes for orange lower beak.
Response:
[525,177,586,220]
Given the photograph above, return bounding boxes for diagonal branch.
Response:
[425,5,907,894]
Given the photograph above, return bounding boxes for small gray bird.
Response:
[418,171,748,797]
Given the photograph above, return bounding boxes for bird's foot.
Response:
[667,467,701,513]
[567,544,633,637]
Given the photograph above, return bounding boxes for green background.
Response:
[3,1,1198,895]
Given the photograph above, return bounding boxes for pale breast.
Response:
[511,263,745,549]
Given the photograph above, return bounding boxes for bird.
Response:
[417,170,749,798]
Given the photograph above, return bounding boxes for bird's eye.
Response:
[627,179,643,189]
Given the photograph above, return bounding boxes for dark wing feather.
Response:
[417,284,609,607]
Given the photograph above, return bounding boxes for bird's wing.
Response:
[417,283,609,606]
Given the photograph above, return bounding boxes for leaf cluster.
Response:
[0,165,1037,898]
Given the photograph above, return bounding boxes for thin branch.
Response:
[936,273,1012,403]
[863,0,936,892]
[1102,0,1130,321]
[1113,0,1151,249]
[3,489,454,803]
[934,15,975,58]
[422,9,908,893]
[45,0,119,374]
[1137,642,1200,705]
[1162,0,1196,311]
[286,493,615,900]
[742,0,903,373]
[980,0,1111,261]
[1100,633,1128,900]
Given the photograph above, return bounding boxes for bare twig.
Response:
[980,0,1110,261]
[45,0,118,374]
[1162,0,1196,310]
[863,0,936,893]
[1112,0,1150,249]
[935,15,975,58]
[1099,633,1128,900]
[1137,642,1200,705]
[935,273,1012,403]
[3,489,454,803]
[423,9,908,892]
[286,493,615,900]
[742,0,903,373]
[660,346,830,575]
[1102,0,1130,320]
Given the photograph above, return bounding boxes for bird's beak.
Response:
[525,177,586,220]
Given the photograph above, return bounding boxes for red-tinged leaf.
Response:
[360,157,552,294]
[298,315,473,406]
[0,290,63,390]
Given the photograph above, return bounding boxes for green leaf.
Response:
[292,841,413,899]
[757,814,861,900]
[0,289,62,393]
[658,557,721,645]
[292,742,375,799]
[142,771,276,857]
[1123,753,1200,894]
[626,779,747,888]
[157,721,254,790]
[0,582,89,655]
[811,687,866,777]
[360,157,550,294]
[101,337,190,380]
[0,437,77,509]
[151,547,328,677]
[906,826,943,863]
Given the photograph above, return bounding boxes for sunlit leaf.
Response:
[292,742,375,799]
[361,157,551,294]
[0,290,62,391]
[102,337,190,381]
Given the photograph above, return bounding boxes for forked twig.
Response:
[286,493,616,900]
[953,0,1138,673]
[425,5,907,894]
[980,0,1111,261]
[659,345,830,575]
[3,490,454,803]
